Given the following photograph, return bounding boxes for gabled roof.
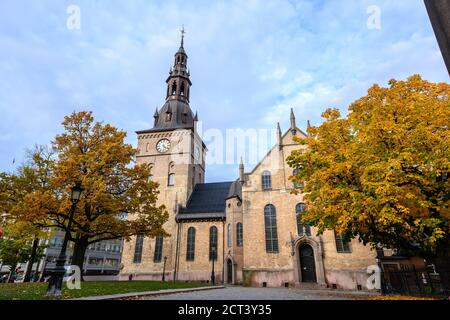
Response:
[247,127,307,175]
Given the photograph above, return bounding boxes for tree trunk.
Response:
[33,258,41,282]
[23,238,39,282]
[7,265,15,283]
[72,238,88,281]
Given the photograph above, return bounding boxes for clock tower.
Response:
[121,28,206,279]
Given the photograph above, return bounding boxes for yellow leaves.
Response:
[287,75,450,252]
[1,111,169,245]
[321,108,341,121]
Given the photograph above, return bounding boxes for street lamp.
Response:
[210,247,216,286]
[46,182,84,296]
[162,256,167,282]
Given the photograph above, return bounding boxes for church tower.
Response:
[120,28,206,280]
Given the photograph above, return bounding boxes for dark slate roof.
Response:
[179,182,235,216]
[227,180,242,200]
[136,100,195,134]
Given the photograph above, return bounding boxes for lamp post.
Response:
[210,247,216,286]
[375,246,386,295]
[46,182,83,296]
[162,256,167,282]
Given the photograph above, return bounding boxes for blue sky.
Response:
[0,0,448,182]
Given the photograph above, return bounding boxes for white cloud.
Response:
[0,0,447,181]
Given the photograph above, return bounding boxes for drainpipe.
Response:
[174,220,181,282]
[222,221,225,284]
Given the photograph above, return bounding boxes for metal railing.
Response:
[382,266,448,297]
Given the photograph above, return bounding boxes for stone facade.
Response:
[120,32,377,290]
[240,126,377,290]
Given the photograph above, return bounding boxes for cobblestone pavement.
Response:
[142,286,370,300]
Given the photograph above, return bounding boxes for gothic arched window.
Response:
[153,236,163,263]
[262,170,272,190]
[209,226,218,261]
[296,203,311,236]
[227,224,232,248]
[292,169,299,189]
[133,234,144,264]
[264,204,279,253]
[148,164,154,182]
[236,223,243,247]
[168,162,175,186]
[186,227,196,261]
[181,82,185,96]
[171,81,177,95]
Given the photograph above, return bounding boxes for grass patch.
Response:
[0,281,206,300]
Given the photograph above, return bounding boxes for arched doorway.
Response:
[226,259,233,284]
[299,244,317,283]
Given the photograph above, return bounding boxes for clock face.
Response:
[156,139,171,153]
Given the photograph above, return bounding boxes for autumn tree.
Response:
[0,146,54,282]
[288,75,450,289]
[13,111,169,275]
[0,223,46,283]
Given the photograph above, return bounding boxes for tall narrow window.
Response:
[262,171,272,190]
[186,227,196,261]
[171,81,177,95]
[148,164,154,182]
[236,223,243,247]
[296,203,311,236]
[227,224,232,247]
[133,234,144,263]
[153,236,164,263]
[180,82,185,96]
[335,232,351,253]
[209,226,218,261]
[292,169,299,189]
[168,162,175,186]
[168,174,175,186]
[264,204,279,253]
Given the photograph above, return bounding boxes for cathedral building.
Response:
[120,32,377,290]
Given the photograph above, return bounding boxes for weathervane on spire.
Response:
[180,25,186,48]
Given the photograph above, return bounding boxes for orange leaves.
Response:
[1,111,169,245]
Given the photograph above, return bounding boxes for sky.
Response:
[0,0,448,182]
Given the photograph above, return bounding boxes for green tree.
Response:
[0,146,53,282]
[0,225,45,283]
[287,75,450,288]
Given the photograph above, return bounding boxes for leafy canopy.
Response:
[7,111,168,245]
[287,75,450,254]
